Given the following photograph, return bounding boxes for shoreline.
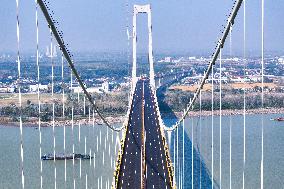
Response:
[1,107,284,128]
[162,107,284,119]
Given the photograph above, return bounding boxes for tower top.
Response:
[134,4,151,14]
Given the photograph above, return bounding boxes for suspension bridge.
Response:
[1,0,281,188]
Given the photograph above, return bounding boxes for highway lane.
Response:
[144,79,172,188]
[117,79,143,188]
[116,78,173,189]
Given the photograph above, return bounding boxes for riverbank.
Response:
[162,107,284,119]
[1,107,284,127]
[0,115,125,127]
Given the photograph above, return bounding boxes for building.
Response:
[101,81,109,92]
[0,86,16,93]
[29,84,48,92]
[164,57,172,63]
[72,81,109,94]
[278,57,284,64]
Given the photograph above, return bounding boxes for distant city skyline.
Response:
[1,0,284,56]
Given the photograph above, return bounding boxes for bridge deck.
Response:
[114,79,174,189]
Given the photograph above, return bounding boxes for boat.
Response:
[41,153,93,160]
[270,117,284,121]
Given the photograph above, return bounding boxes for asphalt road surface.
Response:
[116,79,173,189]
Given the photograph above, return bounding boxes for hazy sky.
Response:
[1,0,284,55]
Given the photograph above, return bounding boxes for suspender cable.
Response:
[88,147,92,189]
[229,23,233,189]
[191,114,194,189]
[35,2,43,188]
[229,114,232,189]
[61,52,67,189]
[199,89,202,189]
[242,1,246,188]
[182,110,185,189]
[165,0,244,131]
[87,104,92,188]
[79,122,82,182]
[211,61,214,189]
[261,0,265,188]
[70,71,73,92]
[15,0,25,188]
[92,109,96,187]
[84,135,86,187]
[219,49,222,189]
[173,129,176,185]
[177,117,179,186]
[83,96,86,116]
[72,107,75,189]
[50,28,57,189]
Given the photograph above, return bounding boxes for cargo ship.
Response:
[270,117,284,121]
[41,153,93,160]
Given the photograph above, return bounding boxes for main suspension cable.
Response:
[164,0,244,131]
[37,0,124,132]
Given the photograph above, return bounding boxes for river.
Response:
[0,113,284,188]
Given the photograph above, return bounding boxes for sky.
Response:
[0,0,284,56]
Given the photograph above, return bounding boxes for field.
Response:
[169,82,278,92]
[0,93,64,106]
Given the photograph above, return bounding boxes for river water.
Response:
[1,113,284,188]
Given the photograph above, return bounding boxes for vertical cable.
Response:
[70,70,73,91]
[84,136,87,187]
[92,109,96,187]
[261,0,265,188]
[177,117,179,187]
[50,27,57,189]
[229,22,233,189]
[191,111,194,189]
[87,104,91,189]
[83,96,86,116]
[182,110,185,189]
[229,114,232,189]
[219,49,222,189]
[61,52,67,189]
[15,0,25,188]
[173,128,176,183]
[72,106,75,189]
[199,89,202,189]
[211,63,214,189]
[89,148,92,189]
[211,60,214,189]
[79,122,82,183]
[242,1,246,188]
[35,1,42,188]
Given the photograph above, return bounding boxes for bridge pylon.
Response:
[132,4,155,90]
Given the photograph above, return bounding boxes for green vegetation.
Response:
[160,89,284,113]
[0,88,283,123]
